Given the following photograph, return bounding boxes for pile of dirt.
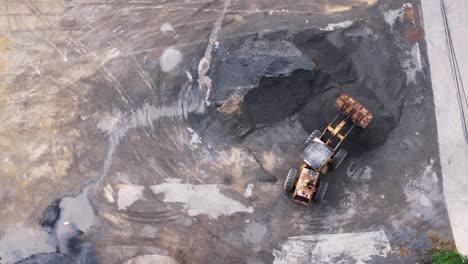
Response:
[212,21,407,153]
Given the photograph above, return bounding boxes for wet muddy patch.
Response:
[4,190,98,264]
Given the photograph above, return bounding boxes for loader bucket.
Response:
[336,94,373,128]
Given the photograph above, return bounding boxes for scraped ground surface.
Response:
[0,0,455,263]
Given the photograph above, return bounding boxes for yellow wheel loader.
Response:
[284,94,373,205]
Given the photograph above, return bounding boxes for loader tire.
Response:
[331,149,347,170]
[304,130,321,147]
[314,181,328,202]
[284,168,297,193]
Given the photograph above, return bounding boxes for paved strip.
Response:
[421,0,468,254]
[273,230,391,264]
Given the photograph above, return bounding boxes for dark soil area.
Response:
[213,21,406,154]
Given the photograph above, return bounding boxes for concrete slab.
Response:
[421,0,468,254]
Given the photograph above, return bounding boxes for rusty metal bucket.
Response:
[336,94,373,128]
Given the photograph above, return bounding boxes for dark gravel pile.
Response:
[212,21,407,153]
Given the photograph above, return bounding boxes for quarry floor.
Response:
[0,0,464,263]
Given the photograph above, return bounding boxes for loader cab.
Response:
[300,138,334,173]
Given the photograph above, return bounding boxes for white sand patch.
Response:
[361,0,377,4]
[160,47,182,72]
[141,225,159,238]
[383,8,403,28]
[30,163,53,180]
[322,0,376,13]
[273,230,391,264]
[150,180,253,219]
[101,48,120,66]
[320,20,353,31]
[347,164,373,181]
[383,3,413,30]
[261,150,283,172]
[314,164,376,229]
[345,164,372,201]
[403,158,440,219]
[166,178,182,184]
[117,184,145,210]
[125,254,178,264]
[0,228,56,263]
[244,183,254,197]
[28,144,48,161]
[160,23,175,33]
[104,48,120,63]
[419,195,431,207]
[185,71,193,82]
[339,189,360,217]
[103,184,115,203]
[217,147,256,178]
[402,43,423,84]
[187,127,202,149]
[362,166,373,180]
[97,110,123,133]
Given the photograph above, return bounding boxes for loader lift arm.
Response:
[318,94,372,151]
